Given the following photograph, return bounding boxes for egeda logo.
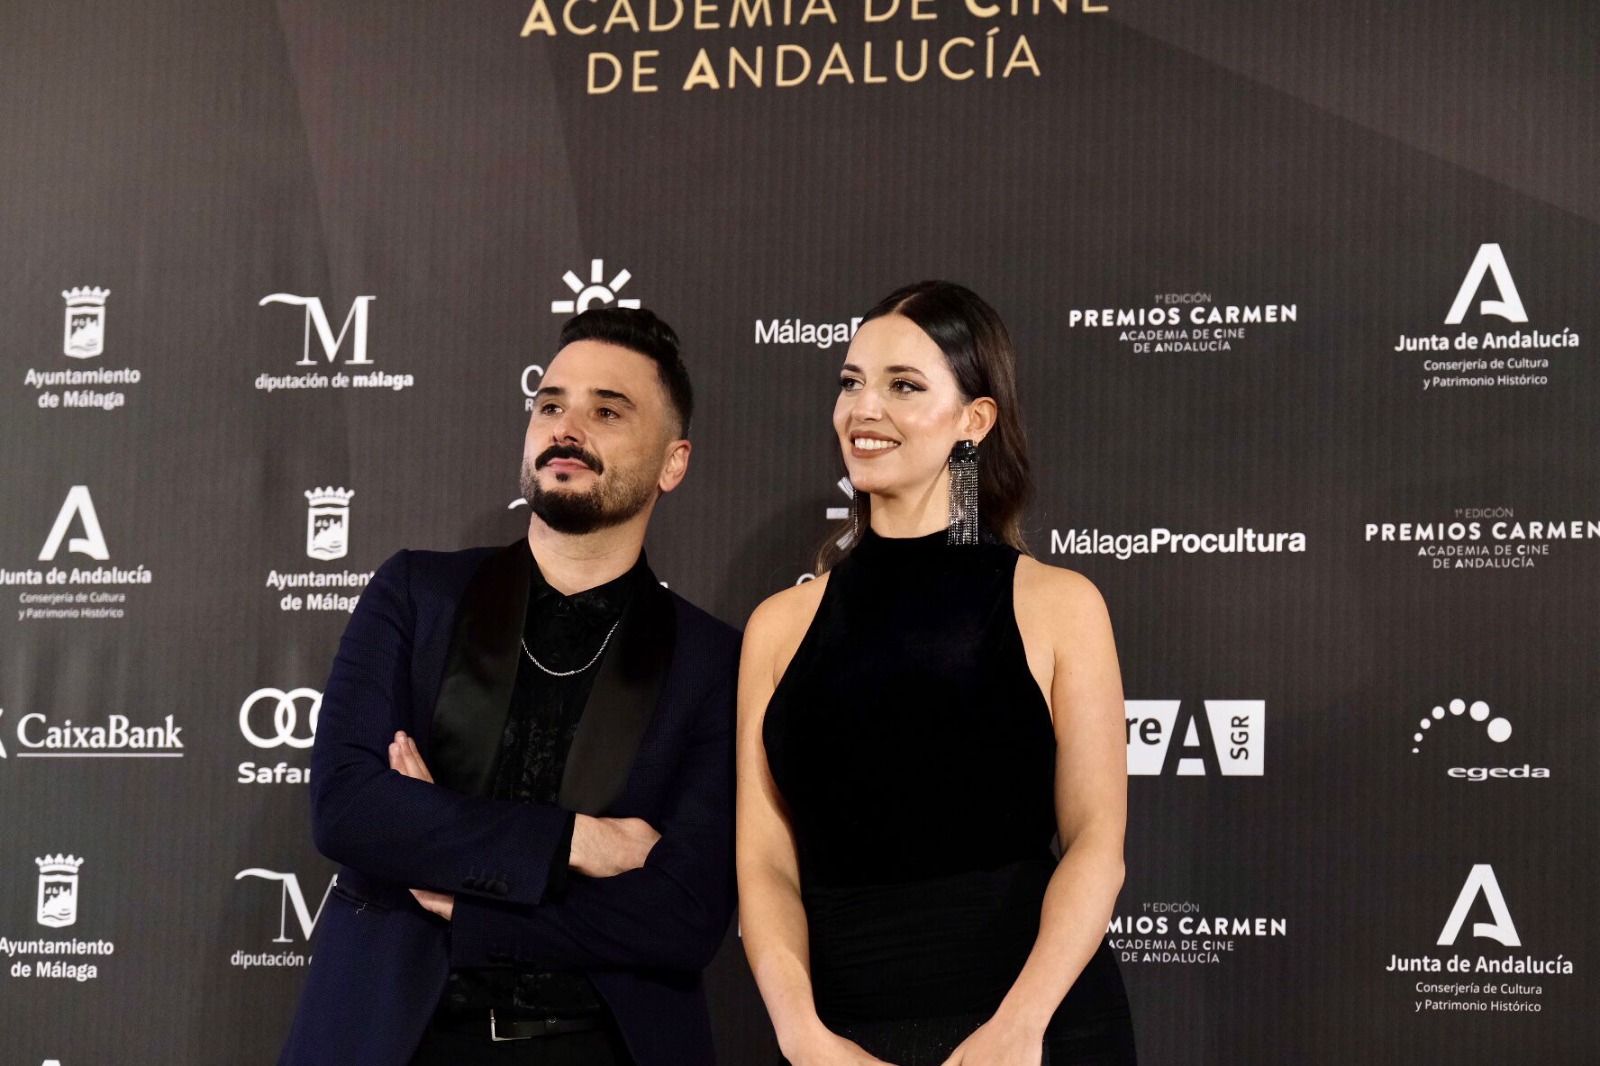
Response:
[1409,696,1549,781]
[1125,700,1264,776]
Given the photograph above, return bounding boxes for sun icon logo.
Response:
[1411,697,1512,753]
[551,259,642,314]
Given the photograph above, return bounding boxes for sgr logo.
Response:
[1124,700,1264,776]
[238,687,321,749]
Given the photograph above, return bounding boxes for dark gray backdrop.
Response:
[2,1,1597,1062]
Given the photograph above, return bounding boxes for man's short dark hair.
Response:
[558,307,694,437]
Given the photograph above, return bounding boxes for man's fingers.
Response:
[404,736,433,783]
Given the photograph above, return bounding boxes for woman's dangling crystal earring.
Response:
[947,440,980,545]
[835,476,861,549]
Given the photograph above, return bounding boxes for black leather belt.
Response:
[433,1007,602,1042]
[491,1009,602,1041]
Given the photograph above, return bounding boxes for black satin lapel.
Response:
[428,540,531,797]
[558,567,676,815]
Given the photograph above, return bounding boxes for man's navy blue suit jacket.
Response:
[277,542,741,1066]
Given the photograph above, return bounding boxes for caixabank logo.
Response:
[0,702,183,763]
[1124,700,1264,776]
[1386,864,1575,1015]
[1394,243,1580,392]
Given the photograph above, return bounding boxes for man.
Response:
[278,308,740,1066]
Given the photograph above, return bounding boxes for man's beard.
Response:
[520,445,657,535]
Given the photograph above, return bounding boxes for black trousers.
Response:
[408,1016,633,1066]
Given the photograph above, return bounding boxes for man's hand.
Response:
[410,888,455,921]
[570,814,661,878]
[389,732,452,919]
[388,731,433,784]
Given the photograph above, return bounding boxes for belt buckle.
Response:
[489,1009,528,1043]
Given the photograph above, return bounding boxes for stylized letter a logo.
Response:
[1436,863,1521,947]
[39,485,109,561]
[1444,244,1528,325]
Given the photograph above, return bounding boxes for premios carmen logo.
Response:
[1396,243,1579,391]
[1386,864,1575,1015]
[0,486,152,622]
[256,293,414,393]
[1124,700,1264,777]
[1066,290,1298,354]
[1362,505,1600,572]
[1106,898,1287,967]
[518,0,1109,95]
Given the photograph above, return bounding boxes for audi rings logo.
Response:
[239,687,321,749]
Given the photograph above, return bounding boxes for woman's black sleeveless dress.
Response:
[763,528,1136,1065]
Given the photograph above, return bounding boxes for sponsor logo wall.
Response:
[1,4,1595,1064]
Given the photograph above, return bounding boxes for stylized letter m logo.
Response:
[235,868,335,943]
[260,294,376,366]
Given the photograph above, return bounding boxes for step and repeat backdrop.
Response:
[2,0,1597,1062]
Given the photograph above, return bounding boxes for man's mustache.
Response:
[536,444,604,474]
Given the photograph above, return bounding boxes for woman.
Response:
[737,280,1136,1065]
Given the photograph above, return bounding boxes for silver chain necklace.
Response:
[519,618,621,677]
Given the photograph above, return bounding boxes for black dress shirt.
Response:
[440,553,646,1022]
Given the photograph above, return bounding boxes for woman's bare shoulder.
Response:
[742,572,831,677]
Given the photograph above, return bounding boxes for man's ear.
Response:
[658,438,692,494]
